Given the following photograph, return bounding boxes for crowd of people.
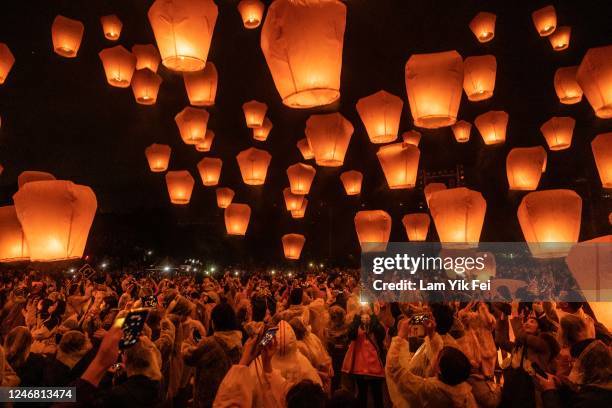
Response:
[0,266,609,408]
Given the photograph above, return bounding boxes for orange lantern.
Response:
[592,132,612,188]
[475,110,508,145]
[13,180,97,261]
[469,12,496,43]
[287,163,316,195]
[429,187,487,248]
[183,62,218,106]
[506,146,547,191]
[554,66,583,105]
[148,0,218,72]
[145,143,171,172]
[132,44,161,72]
[237,0,265,29]
[197,157,222,186]
[175,107,209,145]
[98,46,136,88]
[424,183,446,207]
[261,0,345,108]
[195,130,215,152]
[549,26,571,51]
[540,116,575,151]
[282,234,305,260]
[402,130,421,147]
[576,45,612,119]
[405,51,463,129]
[565,236,612,304]
[0,206,29,262]
[165,171,195,205]
[297,138,314,160]
[402,213,430,242]
[354,210,392,252]
[356,90,403,144]
[100,14,122,41]
[376,142,420,189]
[18,171,56,188]
[463,55,496,101]
[291,198,308,219]
[131,69,162,105]
[517,189,582,258]
[51,16,84,58]
[242,100,267,128]
[216,187,235,209]
[452,120,471,143]
[340,170,363,196]
[253,118,273,141]
[225,203,251,235]
[531,5,557,37]
[236,147,272,185]
[0,43,15,84]
[305,113,353,167]
[283,187,305,211]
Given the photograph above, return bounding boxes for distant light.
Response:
[319,263,324,268]
[163,266,171,272]
[308,262,314,267]
[205,270,210,275]
[193,268,198,272]
[234,271,239,276]
[69,268,75,273]
[360,301,368,305]
[287,272,293,277]
[186,266,191,272]
[271,270,276,275]
[147,250,153,256]
[210,266,216,272]
[101,263,108,269]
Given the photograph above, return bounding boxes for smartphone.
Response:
[118,308,149,349]
[259,327,279,347]
[141,295,158,308]
[193,329,202,343]
[409,314,430,325]
[531,362,548,379]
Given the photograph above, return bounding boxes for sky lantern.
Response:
[402,130,421,147]
[592,132,612,188]
[0,206,29,262]
[297,138,314,160]
[148,0,218,72]
[424,183,446,207]
[506,146,547,191]
[13,180,97,261]
[0,43,15,84]
[518,189,582,258]
[356,90,403,144]
[475,110,508,145]
[100,14,122,40]
[261,0,346,109]
[469,12,496,43]
[216,187,234,209]
[132,44,161,72]
[242,100,267,128]
[145,144,171,172]
[195,130,215,152]
[540,116,575,151]
[452,120,471,143]
[225,203,251,235]
[354,210,392,252]
[548,26,571,51]
[305,113,353,167]
[463,55,496,101]
[165,171,194,205]
[554,66,583,105]
[291,198,308,219]
[340,170,363,196]
[237,0,265,29]
[183,62,218,106]
[576,45,612,119]
[287,163,316,195]
[429,187,487,248]
[405,50,463,129]
[283,187,305,211]
[17,171,56,189]
[282,234,305,260]
[531,5,557,37]
[236,147,272,185]
[98,46,136,88]
[566,236,612,303]
[51,16,84,58]
[376,142,420,189]
[402,213,430,242]
[175,107,209,145]
[253,118,273,141]
[197,157,222,186]
[131,69,162,105]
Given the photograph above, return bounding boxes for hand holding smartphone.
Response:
[114,308,149,349]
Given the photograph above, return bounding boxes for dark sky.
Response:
[0,0,611,267]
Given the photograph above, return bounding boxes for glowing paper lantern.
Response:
[452,120,471,143]
[183,62,218,106]
[463,55,496,101]
[236,147,272,185]
[242,100,267,128]
[429,187,486,248]
[297,138,314,160]
[340,170,363,196]
[148,0,218,72]
[13,180,97,261]
[356,90,403,144]
[51,16,84,58]
[549,26,571,51]
[531,5,557,37]
[592,132,612,188]
[475,110,508,145]
[554,66,583,105]
[175,107,209,145]
[506,146,547,191]
[195,130,215,152]
[376,143,420,189]
[566,236,612,303]
[0,206,29,262]
[283,188,305,211]
[253,118,273,141]
[237,0,265,29]
[424,183,446,207]
[0,43,15,84]
[18,171,55,188]
[291,198,308,219]
[282,234,305,260]
[287,163,316,195]
[469,12,496,43]
[402,213,430,242]
[216,187,234,209]
[98,46,136,88]
[197,157,222,186]
[577,45,612,119]
[540,116,575,151]
[402,130,421,147]
[405,51,463,129]
[305,113,353,167]
[354,210,392,252]
[100,15,122,40]
[225,203,251,235]
[131,69,162,105]
[165,171,195,205]
[145,143,171,172]
[517,189,582,258]
[132,44,161,72]
[261,0,345,108]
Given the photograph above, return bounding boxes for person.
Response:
[4,326,46,386]
[271,321,322,386]
[324,305,349,392]
[273,287,310,325]
[44,330,93,386]
[289,317,333,391]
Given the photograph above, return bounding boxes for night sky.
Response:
[0,0,611,267]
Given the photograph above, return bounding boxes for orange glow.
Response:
[475,110,508,145]
[376,142,420,189]
[554,66,583,105]
[296,138,314,160]
[216,187,235,209]
[291,198,308,219]
[287,163,316,195]
[402,130,421,147]
[17,171,56,189]
[165,171,195,205]
[175,107,209,145]
[197,157,222,186]
[253,117,273,141]
[183,62,218,106]
[469,12,496,43]
[424,183,446,207]
[131,68,162,105]
[282,233,306,260]
[463,55,496,101]
[577,45,612,119]
[242,100,268,128]
[98,46,136,88]
[506,146,547,191]
[0,206,29,262]
[548,26,571,51]
[402,213,430,242]
[132,44,161,72]
[225,203,251,235]
[531,5,557,37]
[51,16,84,58]
[566,236,612,304]
[145,144,171,172]
[305,112,353,167]
[354,210,392,252]
[356,90,403,144]
[452,120,471,143]
[237,0,265,29]
[283,188,305,211]
[540,116,575,151]
[100,14,122,41]
[195,130,215,152]
[592,132,612,188]
[236,147,272,185]
[340,170,363,196]
[0,43,15,84]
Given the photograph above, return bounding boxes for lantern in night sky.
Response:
[0,206,29,262]
[549,26,571,51]
[195,130,215,152]
[100,14,122,41]
[148,0,218,72]
[253,118,273,141]
[402,213,430,242]
[577,45,612,119]
[132,44,161,72]
[175,107,209,145]
[340,170,363,196]
[402,130,421,147]
[98,46,136,88]
[540,116,575,151]
[0,43,15,84]
[242,100,267,128]
[283,187,305,211]
[145,143,171,172]
[13,180,97,261]
[51,16,84,58]
[463,55,496,101]
[197,157,222,186]
[291,198,308,219]
[475,110,508,145]
[356,90,403,144]
[297,138,314,160]
[183,62,218,106]
[282,234,305,260]
[429,187,487,248]
[376,142,420,189]
[405,50,463,129]
[506,146,547,191]
[469,12,496,43]
[165,171,194,205]
[554,66,583,105]
[424,183,446,207]
[287,163,316,195]
[531,5,557,37]
[237,0,265,29]
[18,171,56,189]
[354,210,392,252]
[518,189,582,258]
[216,187,234,209]
[236,147,272,185]
[225,203,251,235]
[452,120,471,143]
[131,69,162,105]
[592,132,612,188]
[305,113,353,167]
[566,236,612,306]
